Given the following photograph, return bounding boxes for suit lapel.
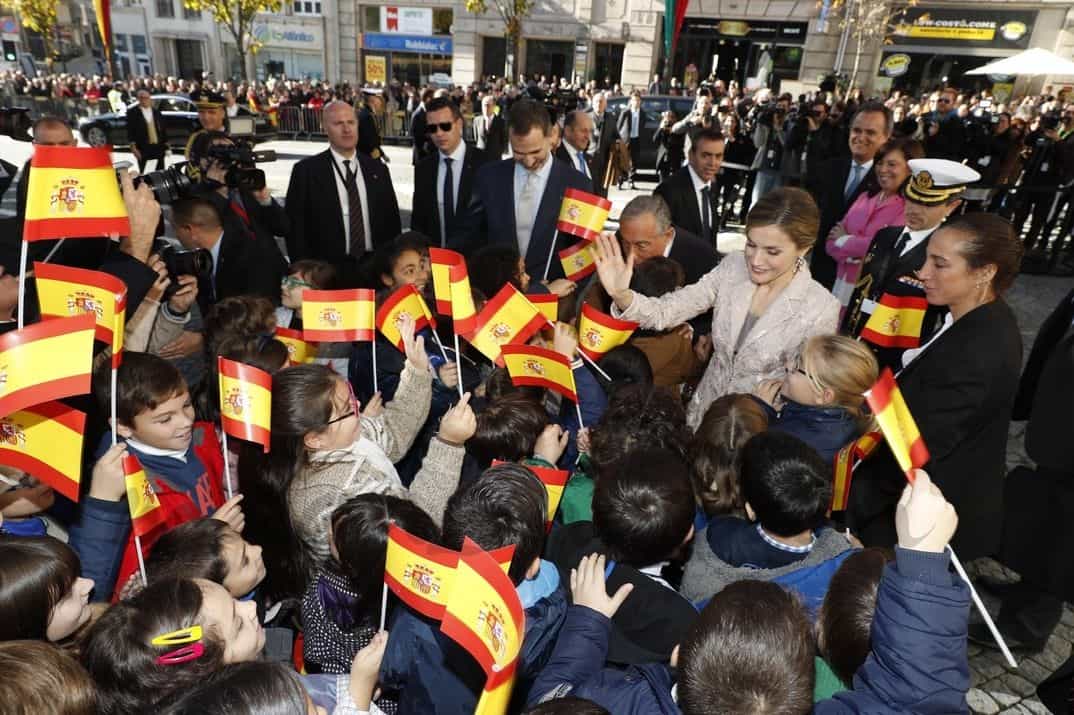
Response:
[527,162,564,265]
[737,268,812,354]
[458,148,477,220]
[424,157,442,240]
[680,170,702,230]
[319,150,346,238]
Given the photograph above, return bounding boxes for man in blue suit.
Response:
[451,99,593,282]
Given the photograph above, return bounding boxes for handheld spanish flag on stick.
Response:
[493,460,569,532]
[34,262,127,366]
[466,284,548,365]
[830,431,881,513]
[429,248,464,315]
[863,368,928,482]
[577,304,638,361]
[302,289,376,343]
[0,401,86,502]
[544,189,611,281]
[274,327,314,365]
[384,523,463,622]
[528,293,559,325]
[124,452,167,585]
[218,357,273,498]
[860,294,929,349]
[449,262,478,336]
[440,538,526,715]
[558,241,597,282]
[377,284,434,352]
[0,313,96,419]
[501,344,577,402]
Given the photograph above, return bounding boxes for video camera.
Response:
[132,138,276,205]
[153,239,213,299]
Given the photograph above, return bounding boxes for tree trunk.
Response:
[504,28,519,81]
[849,33,862,91]
[243,51,255,82]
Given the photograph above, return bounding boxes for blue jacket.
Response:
[752,396,862,464]
[379,580,569,714]
[557,362,607,469]
[529,548,971,714]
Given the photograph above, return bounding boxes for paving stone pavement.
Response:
[965,273,1073,714]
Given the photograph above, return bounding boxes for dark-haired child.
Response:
[0,534,95,642]
[277,258,338,330]
[529,472,972,715]
[547,447,699,664]
[627,258,703,391]
[70,358,238,601]
[379,463,568,713]
[0,640,98,715]
[681,431,852,603]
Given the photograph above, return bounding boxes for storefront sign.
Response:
[363,32,452,54]
[679,18,808,43]
[365,55,386,83]
[380,6,433,36]
[886,8,1035,50]
[881,53,911,78]
[248,21,322,49]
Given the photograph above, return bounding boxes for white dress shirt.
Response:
[437,141,467,244]
[630,109,640,138]
[687,164,712,229]
[897,225,937,257]
[513,156,554,257]
[329,147,373,254]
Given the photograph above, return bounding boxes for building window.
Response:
[293,0,321,15]
[156,0,174,17]
[114,33,129,51]
[132,35,147,53]
[183,3,201,18]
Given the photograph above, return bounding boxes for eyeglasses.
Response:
[425,122,456,134]
[281,276,311,289]
[324,380,359,427]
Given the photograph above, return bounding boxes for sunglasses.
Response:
[425,122,456,134]
[324,380,359,427]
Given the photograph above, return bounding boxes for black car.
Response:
[77,94,276,149]
[606,95,696,171]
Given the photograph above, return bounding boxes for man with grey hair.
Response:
[618,194,719,288]
[554,110,596,192]
[586,91,619,197]
[473,94,507,158]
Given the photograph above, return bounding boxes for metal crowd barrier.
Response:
[276,106,328,139]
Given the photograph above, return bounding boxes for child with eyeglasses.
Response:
[277,259,338,331]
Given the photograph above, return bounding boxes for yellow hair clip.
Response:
[151,625,203,647]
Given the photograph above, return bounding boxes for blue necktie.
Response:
[845,164,864,202]
[577,150,589,178]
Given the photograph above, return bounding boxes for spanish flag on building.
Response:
[429,247,464,315]
[0,313,96,419]
[449,263,478,336]
[556,188,612,241]
[302,289,376,343]
[440,537,525,714]
[377,284,434,352]
[577,304,638,361]
[527,293,559,325]
[384,523,461,620]
[22,145,130,241]
[558,241,597,282]
[860,294,929,349]
[0,401,86,502]
[830,431,882,513]
[34,262,127,368]
[274,327,314,365]
[864,368,929,480]
[467,284,548,365]
[123,453,167,538]
[218,357,272,452]
[501,344,577,403]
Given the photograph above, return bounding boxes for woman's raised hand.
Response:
[593,232,635,310]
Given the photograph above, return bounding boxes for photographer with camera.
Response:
[671,90,716,157]
[1012,112,1065,254]
[922,88,967,162]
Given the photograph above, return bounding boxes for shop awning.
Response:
[965,47,1074,77]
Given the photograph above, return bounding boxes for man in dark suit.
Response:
[473,95,507,159]
[554,110,597,193]
[973,286,1074,652]
[806,101,891,289]
[616,91,648,188]
[647,74,665,95]
[586,92,619,197]
[410,88,435,165]
[411,96,489,247]
[126,89,168,173]
[452,99,592,281]
[0,158,17,204]
[653,127,724,247]
[285,101,402,286]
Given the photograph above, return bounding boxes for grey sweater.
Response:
[680,524,854,603]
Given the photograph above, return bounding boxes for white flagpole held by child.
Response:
[221,430,234,500]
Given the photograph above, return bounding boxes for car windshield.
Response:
[158,98,193,113]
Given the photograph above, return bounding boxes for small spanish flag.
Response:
[577,304,638,361]
[830,431,881,513]
[440,538,525,694]
[218,357,272,452]
[864,368,929,481]
[302,289,376,343]
[528,293,559,325]
[466,284,548,365]
[558,241,597,282]
[384,523,461,620]
[0,314,96,419]
[429,247,464,315]
[377,284,434,352]
[449,263,478,336]
[556,188,612,241]
[495,460,569,531]
[501,344,577,402]
[34,262,127,368]
[860,294,928,349]
[274,327,314,365]
[0,401,86,502]
[123,453,167,538]
[474,678,516,715]
[22,145,130,241]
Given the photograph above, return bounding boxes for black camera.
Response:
[155,240,213,299]
[133,162,196,205]
[204,142,276,192]
[0,107,32,142]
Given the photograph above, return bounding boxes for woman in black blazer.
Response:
[848,213,1024,560]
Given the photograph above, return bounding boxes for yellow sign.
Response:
[717,20,750,37]
[365,55,387,84]
[881,54,911,78]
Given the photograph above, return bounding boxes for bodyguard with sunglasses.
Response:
[411,97,490,249]
[923,88,967,162]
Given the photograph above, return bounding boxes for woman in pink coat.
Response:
[594,187,839,430]
[827,138,923,315]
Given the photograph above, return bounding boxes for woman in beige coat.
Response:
[595,187,839,429]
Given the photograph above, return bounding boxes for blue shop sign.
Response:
[363,32,453,54]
